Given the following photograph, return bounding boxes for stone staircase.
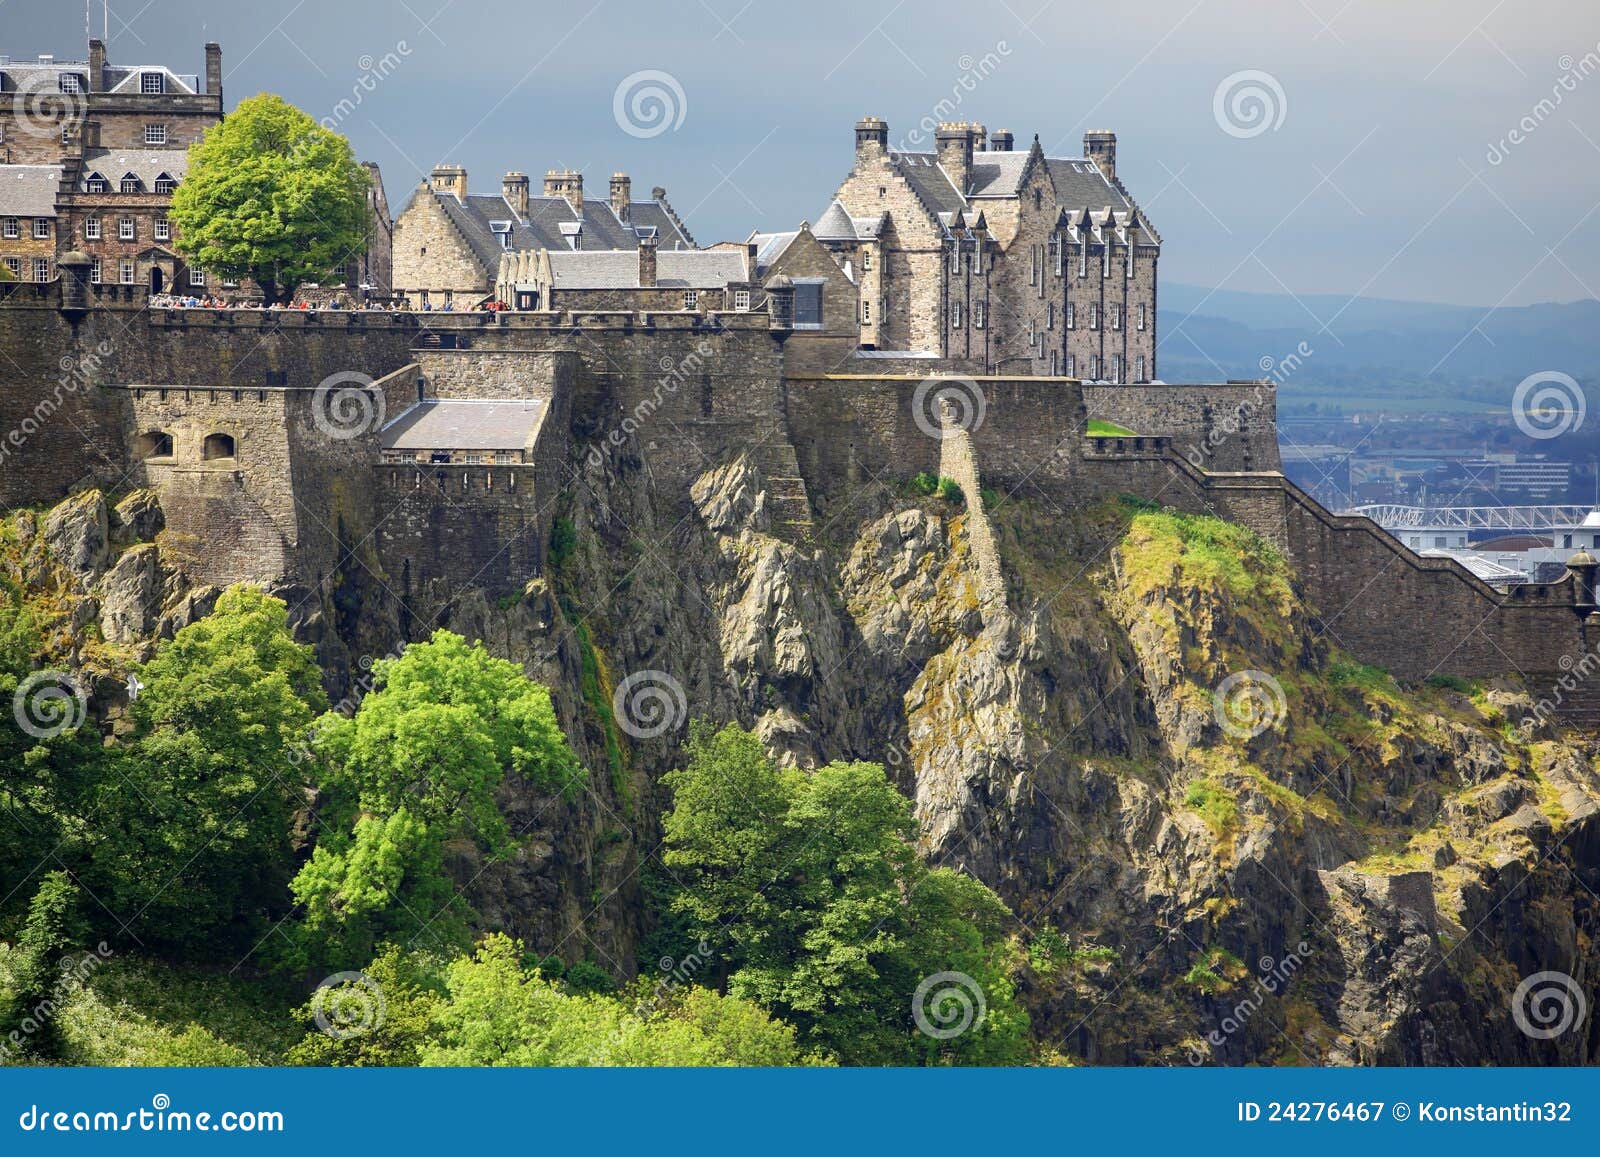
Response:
[752,437,815,545]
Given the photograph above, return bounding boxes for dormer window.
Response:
[84,173,106,193]
[140,71,164,94]
[59,73,82,93]
[489,221,512,250]
[120,174,142,194]
[153,174,176,194]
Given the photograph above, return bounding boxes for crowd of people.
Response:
[146,293,406,311]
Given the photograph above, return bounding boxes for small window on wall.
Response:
[84,218,101,240]
[733,289,751,311]
[3,258,19,279]
[682,290,698,310]
[140,72,164,94]
[144,123,167,145]
[154,218,170,240]
[861,251,870,272]
[973,300,985,329]
[951,301,962,329]
[33,218,50,239]
[793,282,822,326]
[189,268,205,287]
[135,430,173,459]
[1,218,17,239]
[89,257,101,283]
[119,217,135,240]
[202,433,236,461]
[861,299,870,323]
[1136,355,1146,382]
[32,258,50,282]
[119,260,134,284]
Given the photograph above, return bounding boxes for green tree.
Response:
[292,632,582,965]
[661,724,1029,1065]
[1,872,84,1061]
[85,586,326,955]
[169,93,369,303]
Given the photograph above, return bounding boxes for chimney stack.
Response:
[638,233,657,287]
[88,39,106,92]
[204,42,222,99]
[430,163,468,201]
[935,122,975,194]
[990,129,1013,152]
[855,116,888,163]
[1084,130,1117,182]
[544,169,584,212]
[972,124,987,152]
[502,171,529,216]
[610,173,631,222]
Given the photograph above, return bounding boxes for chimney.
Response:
[502,171,529,216]
[746,241,759,281]
[651,185,666,200]
[854,116,888,163]
[88,39,106,92]
[1084,130,1117,182]
[204,41,221,98]
[430,163,468,201]
[609,172,631,222]
[990,129,1013,152]
[544,169,584,212]
[638,233,657,287]
[972,124,987,152]
[935,122,974,194]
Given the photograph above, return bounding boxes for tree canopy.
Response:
[169,93,370,303]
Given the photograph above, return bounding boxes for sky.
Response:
[8,0,1600,307]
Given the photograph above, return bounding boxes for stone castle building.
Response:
[823,118,1160,381]
[393,165,694,308]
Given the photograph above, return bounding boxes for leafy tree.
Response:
[292,632,583,965]
[1,872,84,1061]
[284,944,445,1067]
[84,586,326,955]
[660,724,1029,1065]
[169,93,369,303]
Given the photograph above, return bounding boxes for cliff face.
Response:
[14,456,1600,1065]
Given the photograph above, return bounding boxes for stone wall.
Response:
[1084,381,1280,473]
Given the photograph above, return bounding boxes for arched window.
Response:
[135,430,173,459]
[202,432,236,460]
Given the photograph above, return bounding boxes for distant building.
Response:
[495,240,752,313]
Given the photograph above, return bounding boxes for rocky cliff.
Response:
[11,453,1600,1065]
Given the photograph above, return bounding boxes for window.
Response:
[32,258,50,282]
[1050,350,1058,375]
[144,123,167,145]
[1054,237,1064,276]
[1065,353,1076,377]
[793,282,823,327]
[2,258,18,279]
[84,218,100,240]
[119,259,135,284]
[119,217,135,240]
[1138,303,1147,331]
[973,241,982,274]
[1136,355,1146,382]
[330,262,348,279]
[1,218,16,239]
[120,175,141,194]
[154,175,176,194]
[1563,533,1574,549]
[861,299,870,323]
[33,218,49,239]
[89,257,101,283]
[62,124,73,146]
[136,431,173,459]
[153,218,170,241]
[1029,244,1038,286]
[733,289,751,311]
[202,433,236,461]
[974,300,986,329]
[1112,303,1122,330]
[682,290,698,310]
[189,267,205,287]
[465,453,484,465]
[85,175,106,193]
[951,301,962,329]
[1112,355,1123,384]
[1047,302,1055,331]
[861,251,871,272]
[949,244,960,275]
[1033,189,1043,209]
[1090,303,1100,330]
[140,72,164,94]
[1091,355,1103,379]
[1065,301,1075,329]
[59,73,82,94]
[495,451,515,465]
[1434,536,1447,549]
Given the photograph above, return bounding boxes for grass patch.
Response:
[1184,779,1240,838]
[1086,419,1138,437]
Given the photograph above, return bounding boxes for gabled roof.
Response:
[0,165,63,217]
[81,148,188,189]
[105,65,200,94]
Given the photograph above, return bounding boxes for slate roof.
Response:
[547,247,748,289]
[749,230,798,274]
[80,148,188,189]
[380,399,546,452]
[0,59,199,94]
[0,165,64,217]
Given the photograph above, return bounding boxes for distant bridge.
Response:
[1342,504,1593,531]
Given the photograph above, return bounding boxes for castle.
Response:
[2,40,1598,726]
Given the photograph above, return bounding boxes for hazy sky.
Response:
[10,0,1599,306]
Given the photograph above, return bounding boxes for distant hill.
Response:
[1157,284,1600,399]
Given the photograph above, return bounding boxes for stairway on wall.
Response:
[750,436,815,546]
